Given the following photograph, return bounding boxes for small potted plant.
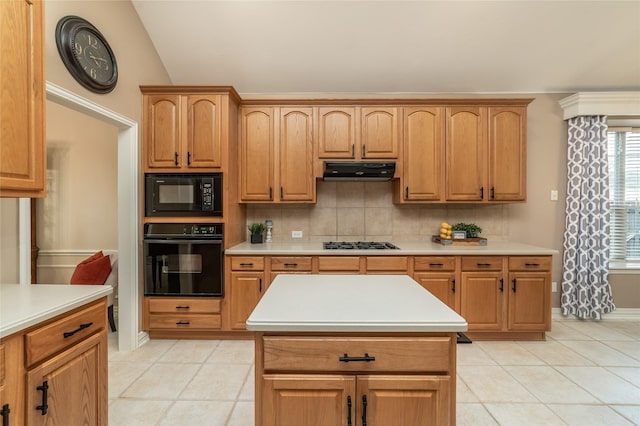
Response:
[248,223,265,244]
[451,222,482,238]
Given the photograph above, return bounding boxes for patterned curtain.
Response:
[561,116,615,320]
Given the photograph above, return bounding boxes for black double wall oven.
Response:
[144,223,224,297]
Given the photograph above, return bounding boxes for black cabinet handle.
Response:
[259,278,262,292]
[500,278,504,292]
[477,263,491,268]
[175,305,190,310]
[429,263,443,267]
[491,186,495,200]
[362,144,366,157]
[239,262,254,267]
[452,279,456,293]
[525,263,540,267]
[280,186,283,198]
[347,396,352,426]
[269,187,273,200]
[512,279,517,292]
[351,144,355,157]
[480,186,484,199]
[362,395,368,426]
[283,263,298,267]
[339,353,375,363]
[405,187,408,199]
[1,403,10,426]
[36,381,48,415]
[174,152,178,166]
[187,152,191,165]
[176,321,190,325]
[63,322,93,338]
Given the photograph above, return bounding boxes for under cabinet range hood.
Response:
[323,162,396,181]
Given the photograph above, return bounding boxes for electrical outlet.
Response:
[291,230,303,238]
[552,281,558,292]
[551,190,558,201]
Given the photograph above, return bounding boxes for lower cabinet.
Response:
[0,334,24,426]
[229,271,266,330]
[144,297,222,333]
[262,374,450,426]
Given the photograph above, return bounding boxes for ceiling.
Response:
[132,1,640,97]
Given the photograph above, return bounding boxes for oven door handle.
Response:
[143,239,223,244]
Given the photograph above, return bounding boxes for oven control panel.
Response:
[144,223,224,239]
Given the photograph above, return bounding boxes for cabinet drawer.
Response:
[271,256,313,271]
[25,300,106,367]
[509,256,552,271]
[366,256,408,271]
[414,256,456,271]
[148,314,221,329]
[148,298,221,313]
[263,336,451,373]
[461,256,504,271]
[318,256,361,272]
[231,256,265,271]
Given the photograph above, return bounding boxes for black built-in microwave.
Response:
[145,173,222,217]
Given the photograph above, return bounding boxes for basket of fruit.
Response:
[432,222,487,245]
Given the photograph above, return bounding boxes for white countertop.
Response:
[246,274,468,332]
[227,240,557,255]
[0,284,112,338]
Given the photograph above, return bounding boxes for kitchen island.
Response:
[0,284,111,425]
[247,274,467,426]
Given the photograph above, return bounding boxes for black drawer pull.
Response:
[347,396,352,426]
[1,403,10,426]
[452,279,456,293]
[429,263,444,267]
[175,305,190,309]
[174,152,178,166]
[187,151,191,165]
[283,263,298,267]
[36,381,48,415]
[500,278,504,292]
[63,322,93,338]
[339,353,375,363]
[512,279,517,292]
[362,394,368,426]
[524,263,540,267]
[477,263,491,267]
[239,262,254,267]
[176,321,190,325]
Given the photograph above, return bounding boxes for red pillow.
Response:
[70,251,112,285]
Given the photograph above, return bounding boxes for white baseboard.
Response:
[552,307,640,321]
[137,331,150,348]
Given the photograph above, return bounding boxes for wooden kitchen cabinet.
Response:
[143,297,222,333]
[360,107,399,159]
[240,106,314,202]
[0,0,46,197]
[0,334,24,426]
[488,107,527,201]
[228,256,267,330]
[414,256,458,311]
[507,256,551,331]
[143,93,223,171]
[445,106,486,201]
[400,107,445,202]
[316,107,357,159]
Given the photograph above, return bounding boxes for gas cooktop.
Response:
[323,241,400,250]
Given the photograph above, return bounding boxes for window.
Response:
[607,129,640,260]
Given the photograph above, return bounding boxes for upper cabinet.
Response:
[143,93,223,171]
[0,0,46,198]
[240,106,315,203]
[316,106,399,161]
[488,107,527,201]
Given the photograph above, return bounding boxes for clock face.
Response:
[55,16,118,94]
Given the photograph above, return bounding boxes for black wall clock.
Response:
[55,16,118,94]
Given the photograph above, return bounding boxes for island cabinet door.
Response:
[357,375,451,426]
[262,374,356,426]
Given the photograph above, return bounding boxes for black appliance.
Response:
[323,162,396,181]
[323,241,400,250]
[145,173,222,217]
[143,223,224,297]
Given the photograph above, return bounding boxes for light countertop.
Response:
[227,240,558,255]
[0,284,112,338]
[246,274,468,332]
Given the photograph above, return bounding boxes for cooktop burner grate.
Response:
[323,241,400,250]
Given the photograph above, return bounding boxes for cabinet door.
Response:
[508,272,551,331]
[0,0,45,197]
[460,272,504,330]
[26,331,107,426]
[145,94,182,168]
[0,334,24,426]
[445,107,486,201]
[262,374,356,426]
[229,271,265,330]
[403,107,444,201]
[357,375,451,426]
[240,107,275,201]
[186,95,222,168]
[280,108,314,201]
[361,107,398,159]
[488,107,526,201]
[414,272,457,311]
[317,107,357,158]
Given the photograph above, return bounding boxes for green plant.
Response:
[452,222,482,238]
[248,223,265,235]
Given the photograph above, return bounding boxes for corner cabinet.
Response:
[240,106,315,203]
[0,0,46,197]
[142,93,223,171]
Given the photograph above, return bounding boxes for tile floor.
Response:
[108,319,640,425]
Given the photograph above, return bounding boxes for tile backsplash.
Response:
[246,181,510,242]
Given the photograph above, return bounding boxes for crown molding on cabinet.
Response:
[558,92,640,120]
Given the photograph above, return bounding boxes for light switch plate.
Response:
[552,281,558,292]
[291,230,303,238]
[551,190,558,201]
